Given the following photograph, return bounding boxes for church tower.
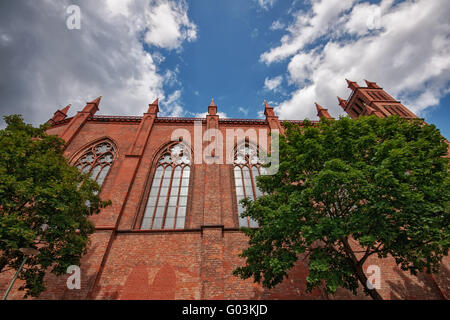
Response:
[338,80,417,119]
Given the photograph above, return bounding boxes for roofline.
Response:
[49,115,319,127]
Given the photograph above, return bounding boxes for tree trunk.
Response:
[353,263,383,300]
[340,238,383,300]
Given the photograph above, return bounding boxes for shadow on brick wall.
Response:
[37,242,100,300]
[386,263,448,300]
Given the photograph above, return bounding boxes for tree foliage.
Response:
[233,115,449,299]
[0,115,110,298]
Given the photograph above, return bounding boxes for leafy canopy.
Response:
[233,115,449,299]
[0,115,110,297]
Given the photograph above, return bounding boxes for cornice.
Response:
[49,115,318,128]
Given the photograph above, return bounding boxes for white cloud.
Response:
[143,0,197,50]
[162,90,184,117]
[164,66,181,87]
[194,112,228,119]
[270,20,285,31]
[260,0,450,120]
[152,51,166,64]
[104,0,197,51]
[105,0,133,16]
[264,75,283,91]
[287,52,318,86]
[260,0,356,64]
[257,0,277,11]
[0,0,197,127]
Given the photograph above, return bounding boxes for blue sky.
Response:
[157,0,292,118]
[422,94,450,139]
[0,0,449,138]
[157,0,450,138]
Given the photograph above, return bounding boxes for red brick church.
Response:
[1,80,448,299]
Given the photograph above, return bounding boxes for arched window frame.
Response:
[72,139,117,189]
[233,141,265,228]
[139,142,192,230]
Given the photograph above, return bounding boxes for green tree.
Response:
[0,115,110,298]
[233,116,449,300]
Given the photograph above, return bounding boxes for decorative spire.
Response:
[315,102,332,119]
[364,80,380,89]
[147,98,159,114]
[208,98,217,115]
[264,100,276,118]
[89,96,102,106]
[82,96,102,115]
[346,79,359,91]
[315,102,325,112]
[337,96,347,109]
[49,104,71,124]
[60,104,71,115]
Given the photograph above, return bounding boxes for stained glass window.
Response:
[233,143,264,228]
[141,143,191,230]
[74,141,115,188]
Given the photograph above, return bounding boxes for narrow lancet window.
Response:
[233,143,264,228]
[141,143,191,230]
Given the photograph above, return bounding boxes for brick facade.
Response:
[1,80,448,300]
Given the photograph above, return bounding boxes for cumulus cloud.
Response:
[264,75,283,92]
[143,0,197,50]
[261,0,450,120]
[260,0,356,64]
[0,0,197,127]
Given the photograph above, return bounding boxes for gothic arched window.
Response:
[233,143,264,228]
[74,141,115,188]
[141,143,191,230]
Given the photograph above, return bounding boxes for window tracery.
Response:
[141,143,191,230]
[233,143,264,228]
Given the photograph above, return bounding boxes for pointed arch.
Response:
[233,141,265,228]
[72,138,117,188]
[140,141,192,230]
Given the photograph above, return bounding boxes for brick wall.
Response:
[0,107,448,300]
